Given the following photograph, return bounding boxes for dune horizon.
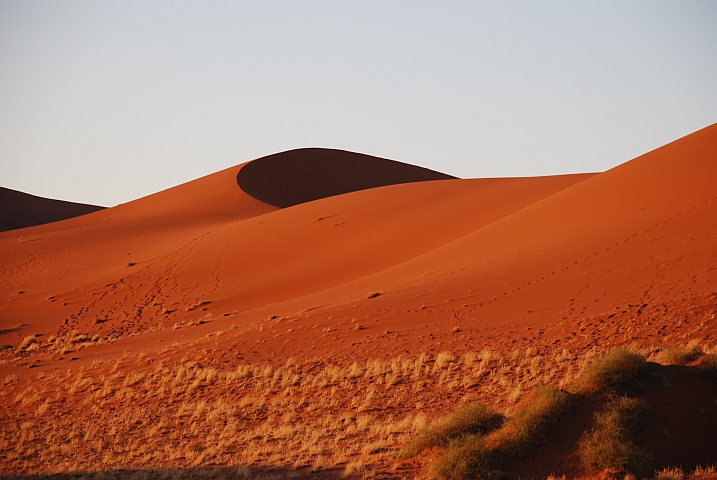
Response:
[0,187,105,233]
[1,124,717,478]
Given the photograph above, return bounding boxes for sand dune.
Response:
[320,121,717,330]
[0,186,104,232]
[1,126,716,477]
[237,148,456,207]
[0,151,591,343]
[1,127,716,356]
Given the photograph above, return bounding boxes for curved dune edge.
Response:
[1,124,717,477]
[236,147,456,208]
[0,187,105,232]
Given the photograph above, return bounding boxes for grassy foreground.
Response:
[2,342,717,479]
[399,346,717,480]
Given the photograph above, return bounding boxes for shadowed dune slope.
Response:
[0,163,278,320]
[2,126,717,479]
[0,187,105,232]
[0,158,590,340]
[0,124,715,364]
[236,148,456,207]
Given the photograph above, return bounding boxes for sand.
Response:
[1,125,716,477]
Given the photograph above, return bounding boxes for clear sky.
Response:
[1,1,715,207]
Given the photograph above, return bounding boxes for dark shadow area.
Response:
[0,187,105,232]
[506,363,717,480]
[236,148,456,208]
[642,364,717,472]
[0,466,351,480]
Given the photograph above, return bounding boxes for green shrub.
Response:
[579,397,651,475]
[572,348,650,395]
[399,403,503,458]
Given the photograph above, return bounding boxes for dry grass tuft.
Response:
[399,403,502,459]
[18,335,38,351]
[579,396,651,476]
[656,345,700,366]
[697,354,717,380]
[487,384,571,457]
[410,384,570,480]
[186,301,210,312]
[571,348,650,395]
[342,459,366,477]
[656,466,685,480]
[693,465,717,476]
[427,435,494,480]
[5,342,714,478]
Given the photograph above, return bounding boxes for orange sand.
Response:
[1,126,716,477]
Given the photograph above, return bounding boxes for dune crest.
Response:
[236,147,456,207]
[2,124,717,478]
[0,187,104,232]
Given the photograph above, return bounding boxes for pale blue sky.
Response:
[1,1,715,206]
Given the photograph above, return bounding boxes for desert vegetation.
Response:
[409,384,570,480]
[2,341,717,479]
[579,396,651,475]
[396,345,717,480]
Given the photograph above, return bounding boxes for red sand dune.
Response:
[1,126,716,360]
[0,151,593,352]
[0,186,104,232]
[1,125,717,477]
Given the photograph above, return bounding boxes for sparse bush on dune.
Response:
[4,343,716,478]
[579,396,651,476]
[342,458,366,478]
[407,384,570,480]
[18,334,38,351]
[428,435,495,480]
[697,354,717,380]
[434,351,455,372]
[402,348,673,480]
[656,343,701,366]
[486,384,570,457]
[399,403,503,459]
[571,347,650,395]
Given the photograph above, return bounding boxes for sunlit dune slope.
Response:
[0,187,104,232]
[0,147,590,343]
[1,124,716,365]
[0,163,277,318]
[257,123,715,360]
[314,123,717,326]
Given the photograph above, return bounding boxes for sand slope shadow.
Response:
[0,466,351,480]
[236,148,456,208]
[0,187,105,232]
[505,364,717,479]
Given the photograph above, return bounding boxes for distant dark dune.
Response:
[0,187,105,232]
[236,148,456,208]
